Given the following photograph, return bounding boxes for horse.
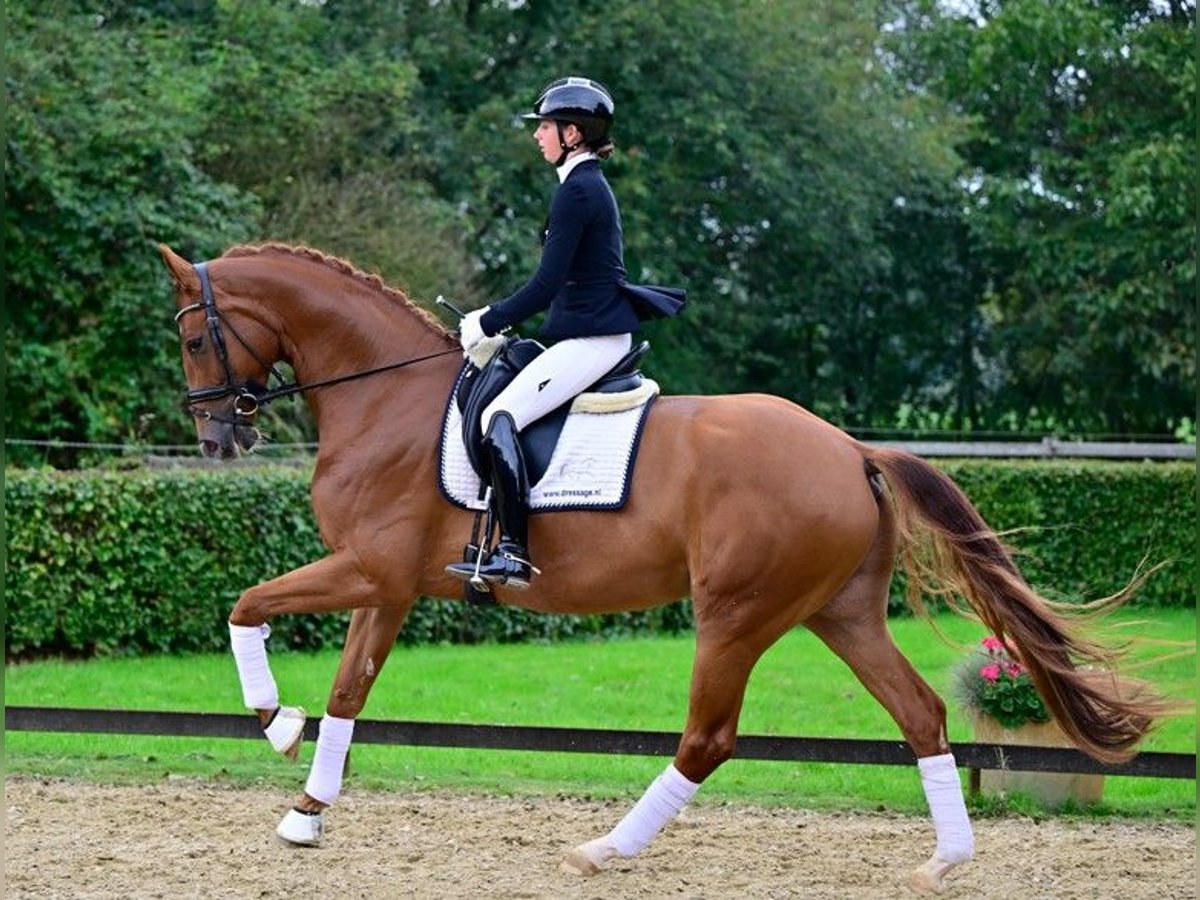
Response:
[160,242,1169,893]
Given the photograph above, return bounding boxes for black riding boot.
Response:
[446,413,537,589]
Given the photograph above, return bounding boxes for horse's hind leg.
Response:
[276,603,412,846]
[563,618,770,876]
[804,509,973,893]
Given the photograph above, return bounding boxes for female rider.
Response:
[446,76,681,590]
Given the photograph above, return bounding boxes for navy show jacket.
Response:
[480,160,641,342]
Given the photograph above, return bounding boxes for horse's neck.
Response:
[254,258,458,458]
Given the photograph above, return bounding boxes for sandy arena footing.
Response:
[4,777,1195,899]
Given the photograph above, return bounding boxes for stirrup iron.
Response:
[501,549,540,576]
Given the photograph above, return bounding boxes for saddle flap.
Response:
[459,339,545,478]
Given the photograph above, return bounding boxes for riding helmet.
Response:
[522,76,615,148]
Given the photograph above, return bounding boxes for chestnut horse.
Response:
[161,243,1165,893]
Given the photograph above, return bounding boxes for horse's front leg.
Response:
[226,552,383,760]
[275,603,413,847]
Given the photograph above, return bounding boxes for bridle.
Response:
[175,261,460,424]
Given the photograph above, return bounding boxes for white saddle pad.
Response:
[439,377,659,513]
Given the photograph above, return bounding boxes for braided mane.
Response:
[222,242,452,338]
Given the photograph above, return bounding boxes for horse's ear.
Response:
[158,244,199,294]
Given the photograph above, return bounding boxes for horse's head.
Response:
[160,244,279,460]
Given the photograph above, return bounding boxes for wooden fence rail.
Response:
[869,439,1194,460]
[6,706,1194,783]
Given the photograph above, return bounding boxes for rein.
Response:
[175,261,460,424]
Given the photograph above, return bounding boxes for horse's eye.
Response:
[186,336,204,355]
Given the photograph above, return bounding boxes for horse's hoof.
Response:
[276,807,324,847]
[561,838,619,876]
[264,706,306,761]
[907,855,957,894]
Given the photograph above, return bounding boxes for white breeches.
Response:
[482,333,633,432]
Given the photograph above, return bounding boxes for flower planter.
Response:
[972,715,1105,806]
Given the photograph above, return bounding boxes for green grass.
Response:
[5,609,1195,819]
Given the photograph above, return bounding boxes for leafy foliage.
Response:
[4,0,1194,466]
[4,461,1189,659]
[932,459,1193,611]
[5,3,261,465]
[881,0,1196,433]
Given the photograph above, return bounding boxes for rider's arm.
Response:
[480,180,591,336]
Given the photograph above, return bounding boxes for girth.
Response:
[457,338,650,485]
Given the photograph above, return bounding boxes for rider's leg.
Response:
[480,333,633,432]
[445,412,534,588]
[447,333,631,588]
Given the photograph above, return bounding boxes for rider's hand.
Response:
[459,306,490,355]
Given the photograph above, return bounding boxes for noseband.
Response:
[175,261,460,424]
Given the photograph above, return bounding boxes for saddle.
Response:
[456,337,650,487]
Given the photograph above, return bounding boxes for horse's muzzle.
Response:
[196,417,261,460]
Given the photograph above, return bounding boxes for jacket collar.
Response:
[556,151,599,183]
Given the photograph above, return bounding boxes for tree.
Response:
[883,0,1196,434]
[4,0,475,461]
[5,2,261,465]
[8,0,1189,469]
[376,0,965,425]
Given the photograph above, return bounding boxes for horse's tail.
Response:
[862,445,1173,764]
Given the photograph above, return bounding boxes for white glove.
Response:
[459,306,490,355]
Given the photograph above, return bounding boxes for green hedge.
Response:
[2,466,694,658]
[3,461,1192,658]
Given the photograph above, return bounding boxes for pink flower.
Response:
[981,636,1004,653]
[979,663,1001,682]
[1006,663,1023,678]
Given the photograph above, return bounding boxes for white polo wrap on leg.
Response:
[228,622,279,709]
[918,752,974,864]
[304,714,356,806]
[607,764,700,857]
